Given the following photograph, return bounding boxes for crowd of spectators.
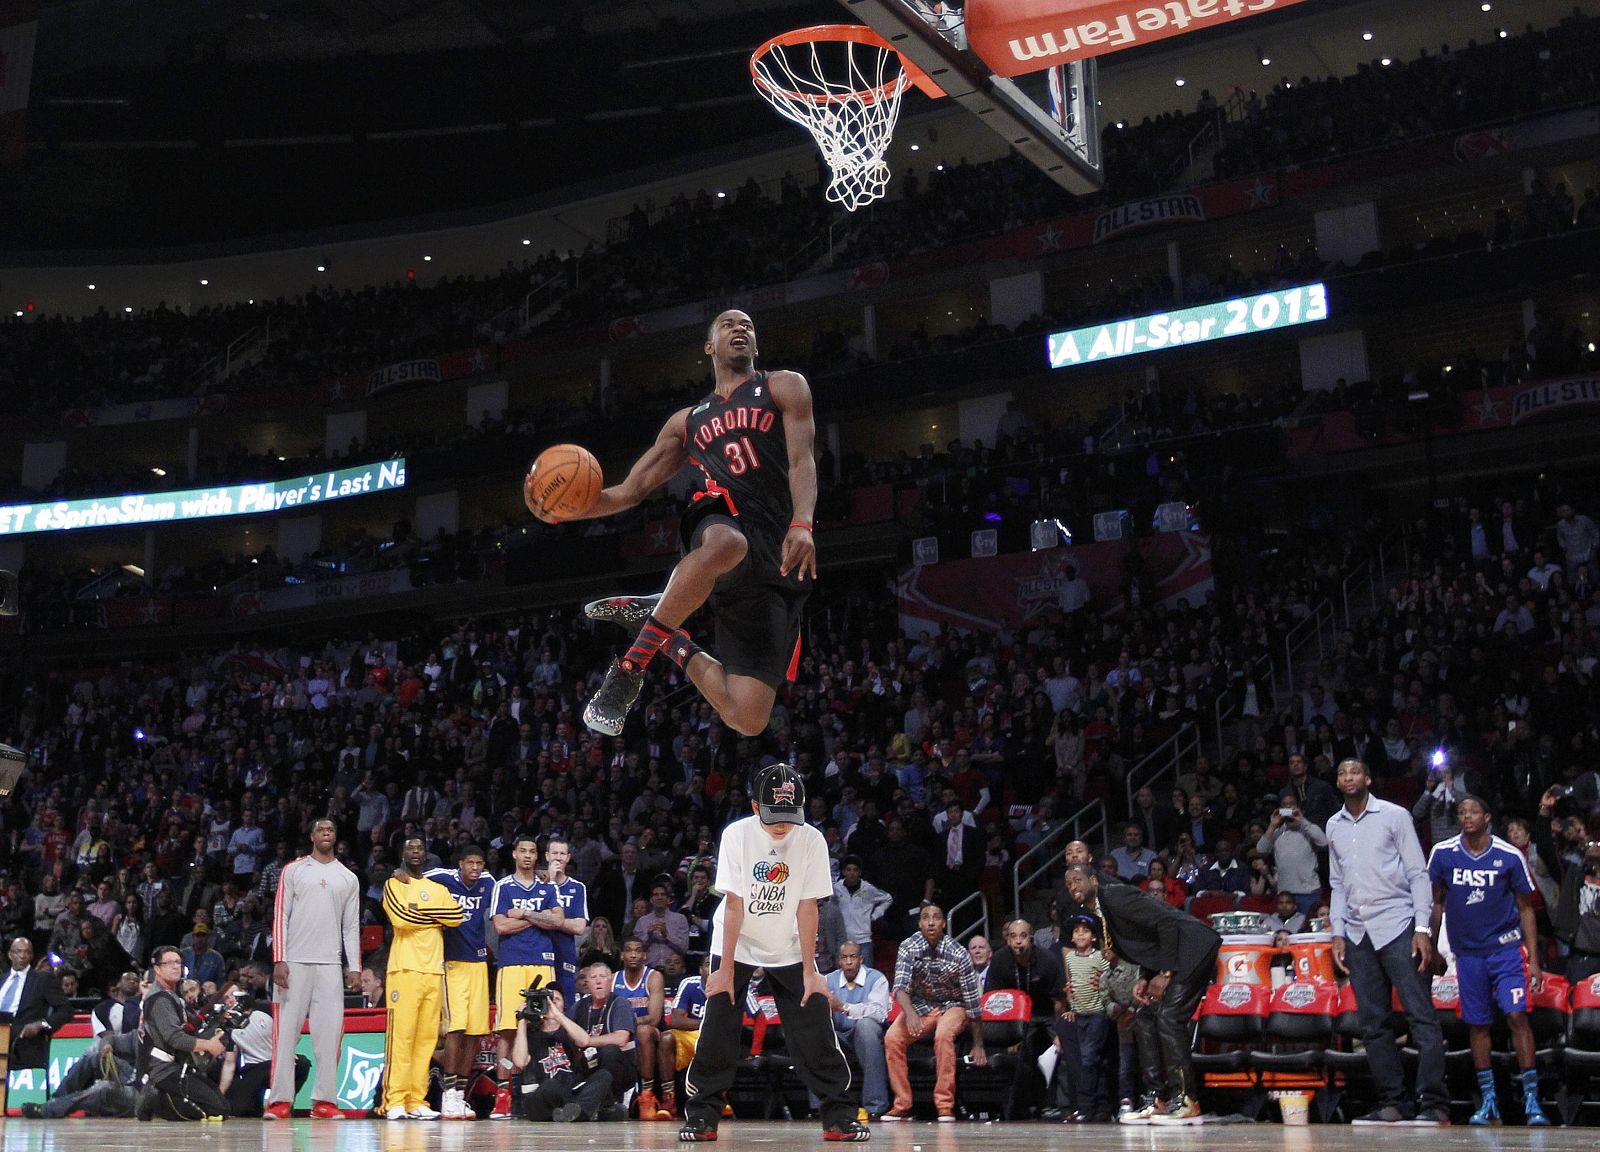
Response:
[1,15,1595,424]
[7,449,1600,1117]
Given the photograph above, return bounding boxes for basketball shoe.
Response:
[584,593,663,631]
[584,659,646,736]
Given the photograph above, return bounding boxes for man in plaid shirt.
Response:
[883,903,987,1121]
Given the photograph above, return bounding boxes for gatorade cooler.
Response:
[1288,932,1335,983]
[1217,934,1276,985]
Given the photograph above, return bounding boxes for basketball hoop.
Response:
[750,25,943,212]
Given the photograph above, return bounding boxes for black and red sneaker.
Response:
[584,593,663,631]
[823,1120,872,1141]
[583,659,646,736]
[679,1118,719,1142]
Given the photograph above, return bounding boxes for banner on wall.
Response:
[6,1013,389,1112]
[0,458,406,537]
[1289,374,1600,455]
[364,358,442,398]
[231,569,415,617]
[896,532,1213,636]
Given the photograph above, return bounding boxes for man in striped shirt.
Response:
[264,818,361,1121]
[883,903,987,1122]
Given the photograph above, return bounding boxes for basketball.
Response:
[524,444,602,521]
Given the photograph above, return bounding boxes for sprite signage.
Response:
[8,1031,387,1112]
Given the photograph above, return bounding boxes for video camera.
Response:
[516,975,555,1023]
[196,993,257,1038]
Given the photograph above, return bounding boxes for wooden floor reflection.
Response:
[0,1117,1585,1151]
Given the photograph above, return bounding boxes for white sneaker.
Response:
[407,1105,442,1120]
[386,1106,409,1121]
[443,1088,473,1120]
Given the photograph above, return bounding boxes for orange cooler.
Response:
[1216,934,1276,985]
[1288,933,1335,983]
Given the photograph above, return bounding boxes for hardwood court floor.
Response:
[0,1118,1586,1152]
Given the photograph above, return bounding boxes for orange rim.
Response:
[749,23,945,104]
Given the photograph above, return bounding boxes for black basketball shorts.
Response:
[682,505,808,690]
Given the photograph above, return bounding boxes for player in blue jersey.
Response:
[614,937,667,1117]
[541,836,590,1003]
[656,955,709,1119]
[490,836,560,1120]
[1427,795,1550,1126]
[427,844,496,1120]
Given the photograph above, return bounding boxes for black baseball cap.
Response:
[755,764,805,826]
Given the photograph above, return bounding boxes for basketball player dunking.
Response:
[536,310,816,738]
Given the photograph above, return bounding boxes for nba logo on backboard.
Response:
[770,781,796,805]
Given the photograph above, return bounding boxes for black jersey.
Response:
[682,371,792,536]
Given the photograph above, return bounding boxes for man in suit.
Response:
[592,840,642,933]
[1,936,75,1071]
[933,799,983,905]
[1064,864,1220,1125]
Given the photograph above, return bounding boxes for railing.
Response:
[1125,722,1199,814]
[1212,651,1273,755]
[1011,797,1107,913]
[947,889,989,945]
[518,273,567,333]
[1341,532,1406,627]
[1281,598,1336,699]
[188,322,268,393]
[1162,86,1247,189]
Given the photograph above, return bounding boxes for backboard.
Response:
[837,0,1103,194]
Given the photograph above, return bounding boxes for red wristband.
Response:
[789,521,813,532]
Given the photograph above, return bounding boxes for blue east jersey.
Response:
[671,975,706,1029]
[1427,834,1535,955]
[492,875,558,966]
[546,877,588,999]
[615,968,652,1020]
[425,868,495,963]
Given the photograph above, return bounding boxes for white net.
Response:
[752,34,911,212]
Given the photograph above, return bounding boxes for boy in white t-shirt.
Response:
[680,764,869,1143]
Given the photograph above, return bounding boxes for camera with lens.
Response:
[197,993,256,1038]
[516,976,554,1023]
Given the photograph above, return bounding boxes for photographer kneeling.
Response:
[510,979,628,1122]
[203,983,308,1117]
[136,946,231,1121]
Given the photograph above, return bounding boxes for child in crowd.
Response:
[1056,918,1111,1122]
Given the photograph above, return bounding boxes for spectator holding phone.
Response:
[1257,792,1326,918]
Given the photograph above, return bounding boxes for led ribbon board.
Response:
[0,458,408,536]
[1046,282,1328,369]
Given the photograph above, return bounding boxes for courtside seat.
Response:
[1564,974,1600,1069]
[1237,895,1279,918]
[1559,975,1600,1124]
[1192,982,1268,1077]
[1252,981,1338,1074]
[962,989,1034,1119]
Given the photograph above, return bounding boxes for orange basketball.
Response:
[524,443,602,521]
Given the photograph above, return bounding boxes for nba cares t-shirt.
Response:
[710,815,832,967]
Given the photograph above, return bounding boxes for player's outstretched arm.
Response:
[770,370,818,580]
[570,408,690,521]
